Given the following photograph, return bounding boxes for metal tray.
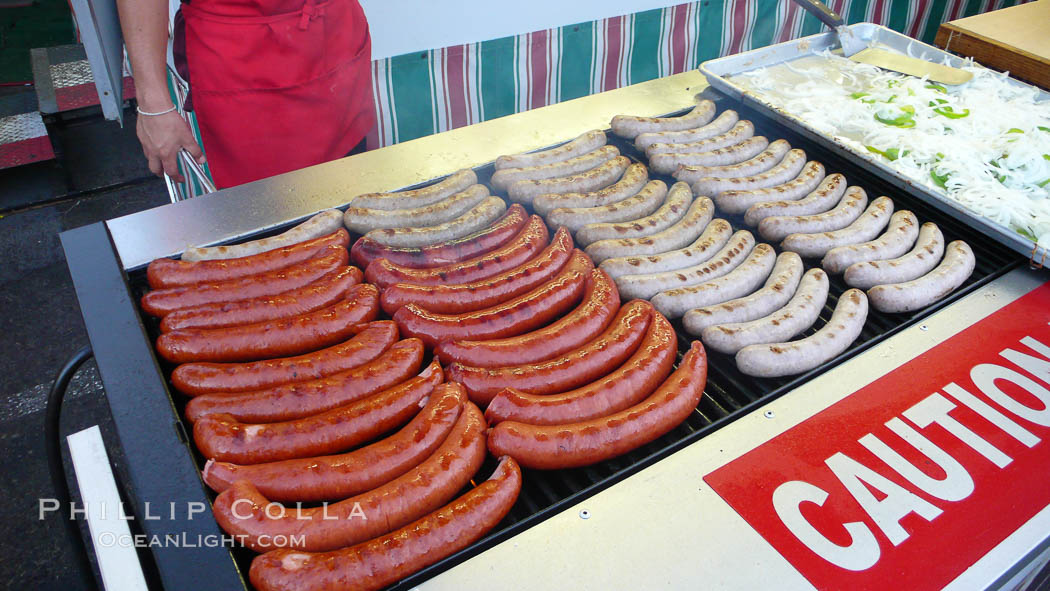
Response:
[699,22,1050,266]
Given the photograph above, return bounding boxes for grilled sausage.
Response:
[507,156,631,204]
[495,129,607,170]
[644,120,754,156]
[247,457,521,591]
[614,230,755,300]
[575,182,692,246]
[547,180,667,233]
[435,269,620,368]
[843,222,945,289]
[597,217,731,278]
[634,108,735,150]
[533,163,649,216]
[736,289,868,377]
[611,101,718,139]
[782,196,894,258]
[491,145,619,190]
[487,341,707,469]
[714,161,826,215]
[690,149,807,197]
[649,136,770,175]
[347,169,477,210]
[172,320,398,396]
[202,385,463,502]
[673,139,791,183]
[758,186,869,243]
[823,210,919,274]
[868,240,975,313]
[584,194,716,265]
[682,252,803,335]
[343,184,490,234]
[651,243,777,318]
[361,196,507,248]
[743,173,847,227]
[182,210,344,262]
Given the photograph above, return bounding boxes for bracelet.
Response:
[136,105,178,116]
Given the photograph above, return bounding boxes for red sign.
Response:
[705,282,1050,590]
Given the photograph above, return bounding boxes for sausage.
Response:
[868,240,975,313]
[148,229,350,289]
[758,186,869,243]
[183,339,425,423]
[575,182,692,246]
[714,161,826,215]
[192,360,442,464]
[547,180,667,233]
[446,300,652,406]
[141,245,348,318]
[584,194,716,265]
[610,101,717,139]
[365,215,548,289]
[490,145,619,190]
[182,209,344,262]
[782,195,894,258]
[736,289,868,377]
[379,227,574,315]
[172,320,398,396]
[533,163,649,216]
[649,136,770,175]
[743,173,847,227]
[361,196,507,248]
[485,310,676,425]
[211,392,484,553]
[634,108,736,150]
[700,268,829,355]
[843,222,945,289]
[614,230,755,300]
[435,268,620,368]
[673,139,791,183]
[349,203,526,269]
[343,184,490,234]
[202,385,463,502]
[822,210,919,274]
[596,217,731,278]
[507,156,631,204]
[160,266,362,333]
[393,250,593,347]
[690,149,807,197]
[644,120,755,156]
[651,243,777,318]
[487,341,707,470]
[495,129,607,170]
[247,457,521,591]
[682,252,803,335]
[155,283,379,364]
[347,169,478,210]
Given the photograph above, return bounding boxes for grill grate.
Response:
[125,91,1022,590]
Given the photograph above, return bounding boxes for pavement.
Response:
[0,100,168,589]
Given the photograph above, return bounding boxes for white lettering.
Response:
[772,480,880,571]
[859,418,973,502]
[1000,336,1050,385]
[263,503,285,520]
[348,502,367,520]
[903,393,1013,468]
[971,364,1050,427]
[38,499,59,520]
[187,502,206,520]
[943,383,1039,446]
[230,499,254,521]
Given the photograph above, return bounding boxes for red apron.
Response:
[180,0,374,188]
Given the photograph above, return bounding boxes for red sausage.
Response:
[212,391,484,552]
[485,311,677,425]
[171,321,398,396]
[435,268,620,368]
[248,456,521,591]
[202,384,464,502]
[447,300,652,405]
[488,341,708,469]
[393,250,593,347]
[350,204,527,269]
[160,266,362,332]
[192,359,443,464]
[147,229,350,289]
[365,215,548,289]
[155,283,379,364]
[380,227,574,315]
[141,245,348,318]
[184,339,424,423]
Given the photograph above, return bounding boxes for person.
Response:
[116,0,375,189]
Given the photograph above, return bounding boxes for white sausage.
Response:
[644,120,754,156]
[682,252,803,335]
[575,182,691,246]
[614,230,755,300]
[867,240,975,313]
[597,217,732,277]
[343,184,489,233]
[714,161,826,215]
[494,130,607,170]
[533,163,648,216]
[649,137,770,175]
[362,196,506,248]
[843,222,945,289]
[782,196,894,258]
[610,101,717,139]
[690,149,806,197]
[547,181,667,233]
[736,289,868,378]
[583,186,713,262]
[743,173,847,227]
[346,170,477,211]
[822,210,919,274]
[182,210,343,262]
[507,156,630,204]
[758,186,868,242]
[491,145,619,190]
[635,109,739,150]
[652,243,777,318]
[674,139,791,183]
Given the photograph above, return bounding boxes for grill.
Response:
[61,88,1022,591]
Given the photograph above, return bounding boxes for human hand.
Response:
[136,108,206,182]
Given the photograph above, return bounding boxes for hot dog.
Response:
[141,245,348,318]
[347,169,477,210]
[644,120,755,156]
[673,139,791,183]
[172,320,398,396]
[343,184,490,234]
[651,243,777,318]
[487,341,707,469]
[743,173,846,227]
[361,196,507,248]
[148,229,350,289]
[183,339,425,423]
[781,196,894,258]
[633,108,735,150]
[202,385,463,502]
[547,180,667,234]
[614,230,755,300]
[843,222,944,289]
[649,136,770,175]
[867,240,975,313]
[182,209,343,262]
[714,161,826,215]
[485,310,676,425]
[690,149,807,197]
[682,252,803,335]
[507,156,630,204]
[495,129,607,170]
[379,227,574,315]
[155,283,379,364]
[575,181,692,247]
[349,204,527,269]
[596,217,731,278]
[611,101,717,139]
[584,193,716,264]
[192,360,442,464]
[446,300,652,405]
[758,186,868,243]
[393,250,593,347]
[822,210,919,274]
[533,163,648,216]
[160,266,362,333]
[247,457,521,591]
[435,269,620,368]
[490,145,619,191]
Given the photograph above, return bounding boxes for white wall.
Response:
[359,0,689,60]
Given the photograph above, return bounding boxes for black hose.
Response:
[45,345,97,590]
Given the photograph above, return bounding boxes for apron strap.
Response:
[299,0,327,30]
